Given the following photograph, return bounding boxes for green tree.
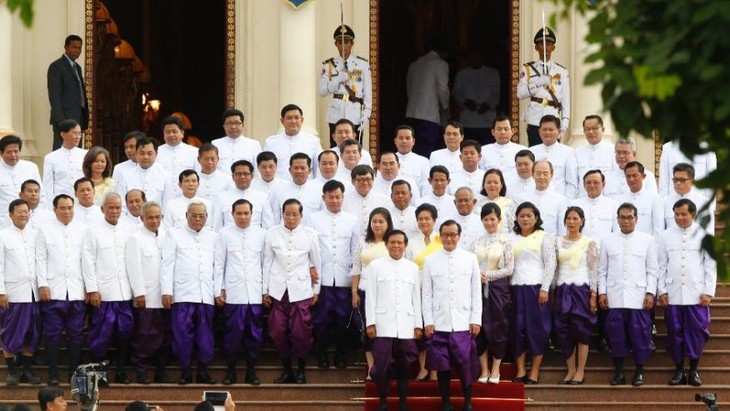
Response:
[2,0,33,27]
[550,0,730,277]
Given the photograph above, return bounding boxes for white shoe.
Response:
[477,376,489,384]
[487,375,500,384]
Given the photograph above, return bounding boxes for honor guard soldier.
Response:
[320,25,372,147]
[517,27,570,147]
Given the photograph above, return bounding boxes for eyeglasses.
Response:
[440,233,460,239]
[355,177,373,183]
[618,215,636,221]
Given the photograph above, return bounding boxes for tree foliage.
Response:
[550,0,730,277]
[2,0,33,28]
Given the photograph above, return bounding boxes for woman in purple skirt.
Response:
[554,206,598,384]
[510,202,556,384]
[470,203,514,384]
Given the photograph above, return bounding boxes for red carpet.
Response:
[363,380,525,410]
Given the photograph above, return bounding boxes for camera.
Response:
[71,361,109,411]
[203,391,229,411]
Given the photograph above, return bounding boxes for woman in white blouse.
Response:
[510,201,556,384]
[554,206,598,384]
[470,202,514,384]
[82,146,116,204]
[351,207,393,381]
[476,169,516,234]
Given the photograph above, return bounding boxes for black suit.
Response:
[47,54,88,149]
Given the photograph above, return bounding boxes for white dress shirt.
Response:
[419,192,458,223]
[343,190,391,235]
[429,149,462,175]
[269,180,324,225]
[658,141,716,198]
[657,223,716,304]
[117,164,175,209]
[568,194,619,249]
[604,168,658,199]
[308,209,359,288]
[515,189,568,237]
[250,176,287,199]
[112,160,135,184]
[213,224,266,304]
[36,220,86,301]
[0,160,43,222]
[389,205,418,239]
[453,212,482,248]
[160,226,217,305]
[405,50,449,124]
[81,220,135,301]
[575,140,615,196]
[396,152,431,197]
[215,187,274,230]
[212,135,262,174]
[452,65,500,128]
[597,230,658,309]
[73,203,104,226]
[617,188,664,237]
[0,224,37,302]
[663,189,714,234]
[480,142,525,178]
[530,142,579,198]
[263,224,321,302]
[373,174,420,205]
[125,226,165,309]
[197,170,233,202]
[156,143,199,182]
[365,255,423,338]
[163,196,213,229]
[449,168,485,195]
[331,146,373,168]
[422,248,482,331]
[28,208,55,231]
[42,146,87,199]
[263,132,323,180]
[504,175,535,199]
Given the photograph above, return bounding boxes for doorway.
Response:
[374,0,512,156]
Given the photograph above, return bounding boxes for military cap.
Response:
[334,25,355,41]
[533,27,557,44]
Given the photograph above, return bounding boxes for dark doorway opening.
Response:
[103,0,226,144]
[377,0,511,155]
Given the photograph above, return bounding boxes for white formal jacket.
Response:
[365,255,423,338]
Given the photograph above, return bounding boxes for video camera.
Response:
[71,361,109,411]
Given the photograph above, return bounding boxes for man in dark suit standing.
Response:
[47,35,88,150]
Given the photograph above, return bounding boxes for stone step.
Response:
[526,402,718,410]
[656,302,730,317]
[655,316,730,334]
[523,384,730,403]
[0,400,364,411]
[655,333,730,350]
[715,284,730,298]
[541,349,730,367]
[534,366,730,386]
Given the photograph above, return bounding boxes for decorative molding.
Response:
[369,0,379,159]
[84,0,95,148]
[225,0,235,109]
[510,0,520,140]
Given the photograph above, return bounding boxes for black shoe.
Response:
[196,371,217,384]
[511,375,527,383]
[557,379,570,385]
[668,370,687,386]
[244,371,260,386]
[273,372,296,384]
[47,373,60,386]
[524,378,539,385]
[688,370,702,387]
[139,370,152,384]
[317,351,330,369]
[114,371,131,385]
[98,377,110,388]
[334,352,347,369]
[610,372,626,385]
[463,404,474,411]
[222,368,236,385]
[597,338,610,353]
[178,370,193,385]
[632,373,644,386]
[568,379,584,385]
[20,370,41,385]
[295,372,307,384]
[154,371,172,384]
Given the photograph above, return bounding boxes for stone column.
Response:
[279,2,318,137]
[0,8,13,137]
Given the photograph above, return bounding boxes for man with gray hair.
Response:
[604,136,658,198]
[161,200,218,385]
[126,200,171,383]
[515,160,567,236]
[81,192,136,384]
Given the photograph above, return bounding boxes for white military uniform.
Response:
[213,224,266,304]
[422,248,482,331]
[263,224,321,303]
[657,223,716,305]
[308,209,359,288]
[0,224,38,302]
[568,194,619,249]
[117,163,175,209]
[163,196,214,229]
[365,255,423,338]
[125,226,165,309]
[598,230,658,308]
[515,189,568,237]
[197,169,233,202]
[81,220,135,301]
[517,59,571,130]
[215,187,274,230]
[530,142,579,198]
[42,146,87,199]
[617,188,664,237]
[160,226,217,305]
[320,55,372,127]
[36,219,86,301]
[263,133,323,181]
[211,135,262,174]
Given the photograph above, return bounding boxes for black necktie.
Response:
[74,63,87,108]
